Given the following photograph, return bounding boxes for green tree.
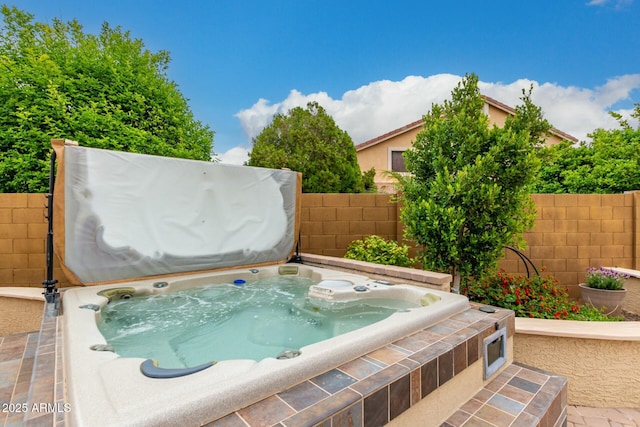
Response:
[399,74,549,290]
[247,102,364,193]
[534,105,640,194]
[0,6,214,193]
[361,167,377,192]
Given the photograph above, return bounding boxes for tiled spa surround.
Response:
[1,302,566,426]
[442,363,567,427]
[205,305,566,427]
[208,306,505,426]
[1,312,64,427]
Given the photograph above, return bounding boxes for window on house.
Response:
[391,150,407,173]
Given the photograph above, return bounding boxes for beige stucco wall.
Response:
[356,126,421,192]
[356,102,567,191]
[514,319,640,407]
[485,103,567,146]
[484,103,570,146]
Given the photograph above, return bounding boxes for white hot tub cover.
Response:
[52,140,300,284]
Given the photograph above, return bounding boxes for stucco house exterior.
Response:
[356,95,578,192]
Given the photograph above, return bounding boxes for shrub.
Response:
[465,270,621,321]
[362,167,377,192]
[344,235,415,267]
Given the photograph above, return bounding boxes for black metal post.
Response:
[287,232,303,264]
[42,149,59,305]
[503,246,539,277]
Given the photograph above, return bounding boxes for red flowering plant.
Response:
[464,270,621,321]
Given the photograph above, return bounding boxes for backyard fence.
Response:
[2,192,639,298]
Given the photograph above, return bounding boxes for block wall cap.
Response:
[0,287,46,301]
[515,317,640,341]
[606,267,640,279]
[300,253,452,286]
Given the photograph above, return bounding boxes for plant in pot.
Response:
[579,267,630,316]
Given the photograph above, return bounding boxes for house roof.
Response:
[482,95,578,143]
[355,95,578,152]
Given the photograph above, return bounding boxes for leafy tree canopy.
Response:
[0,6,214,192]
[247,101,364,193]
[399,73,550,288]
[534,105,640,193]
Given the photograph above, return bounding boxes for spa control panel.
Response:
[308,279,391,301]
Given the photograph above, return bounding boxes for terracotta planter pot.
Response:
[579,283,627,316]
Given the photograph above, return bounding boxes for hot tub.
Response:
[62,264,469,426]
[49,143,469,425]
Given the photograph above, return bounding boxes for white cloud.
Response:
[235,74,463,144]
[586,0,633,7]
[234,90,337,142]
[235,73,640,148]
[219,146,249,165]
[480,75,640,140]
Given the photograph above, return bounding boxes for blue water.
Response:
[97,276,418,368]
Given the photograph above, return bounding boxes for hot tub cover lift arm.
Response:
[288,232,303,264]
[42,149,59,308]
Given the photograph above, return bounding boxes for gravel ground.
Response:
[622,310,640,321]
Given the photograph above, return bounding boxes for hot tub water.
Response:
[97,276,419,368]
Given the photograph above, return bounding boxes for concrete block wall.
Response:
[300,193,639,298]
[1,192,639,297]
[0,194,49,288]
[300,193,398,258]
[498,193,638,297]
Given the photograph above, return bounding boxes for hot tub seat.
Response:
[140,359,216,379]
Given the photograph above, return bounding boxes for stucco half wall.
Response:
[514,318,640,408]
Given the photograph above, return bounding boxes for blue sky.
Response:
[5,0,640,163]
